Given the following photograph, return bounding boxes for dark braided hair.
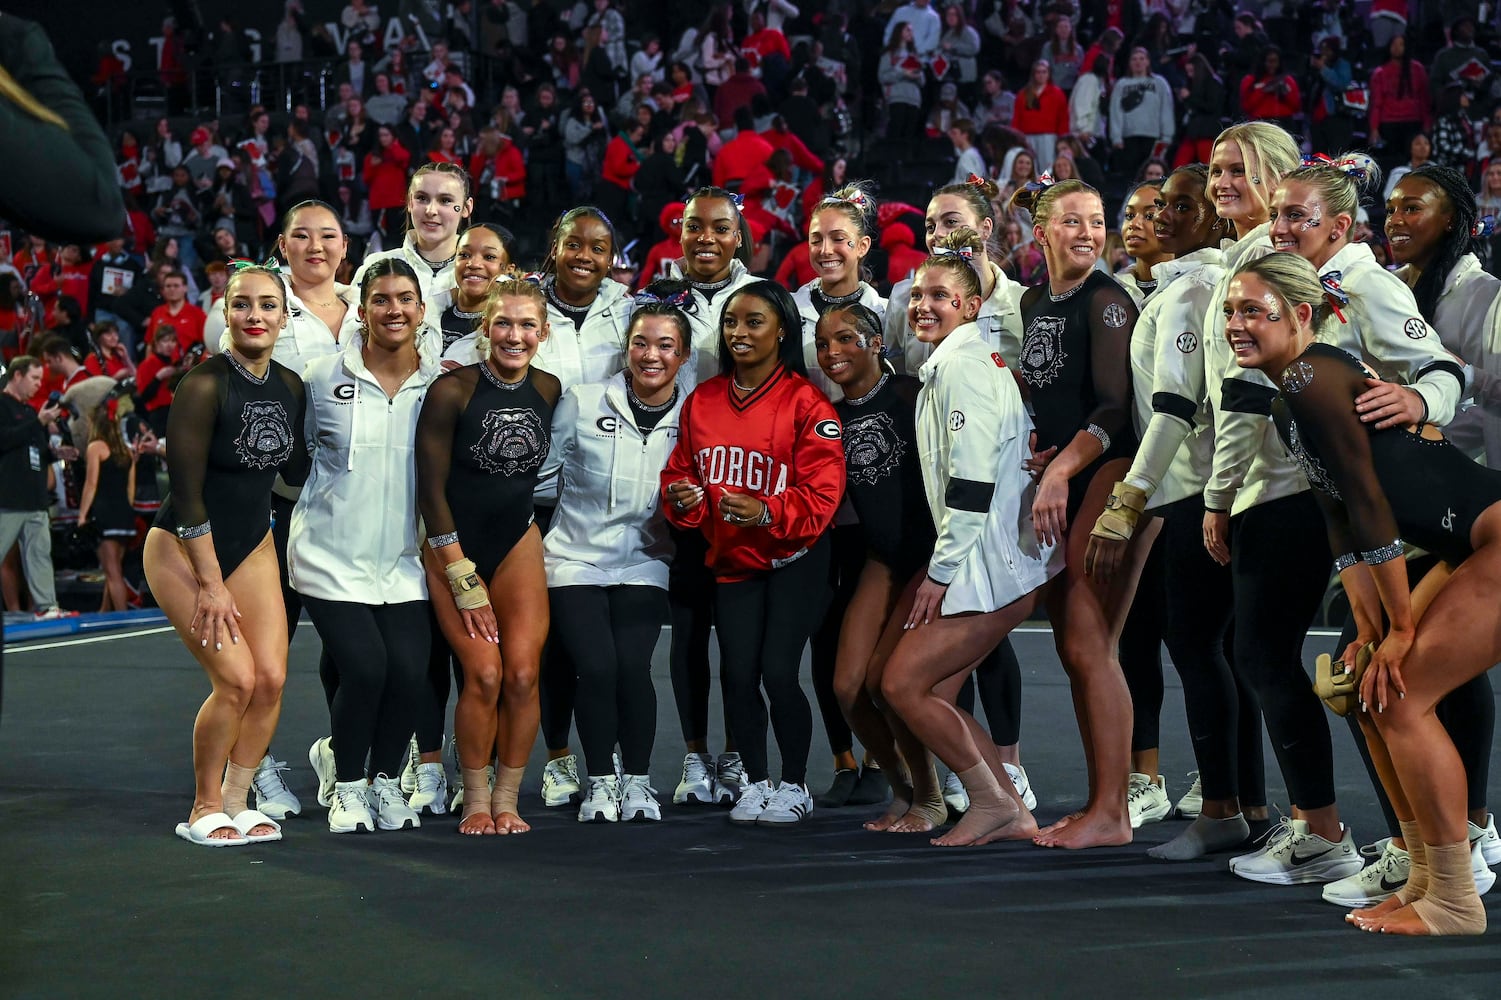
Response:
[1402,163,1479,322]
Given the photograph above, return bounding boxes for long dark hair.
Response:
[716,279,806,377]
[1404,163,1479,322]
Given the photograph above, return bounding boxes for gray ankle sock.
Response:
[1148,813,1251,861]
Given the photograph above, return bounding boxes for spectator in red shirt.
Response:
[597,119,646,235]
[29,244,93,316]
[712,108,776,190]
[143,270,206,350]
[881,222,927,287]
[1238,47,1302,132]
[1012,60,1070,177]
[1369,34,1432,168]
[364,125,413,245]
[134,323,179,434]
[84,321,135,381]
[637,201,685,290]
[470,127,526,220]
[760,118,823,178]
[427,125,464,166]
[714,59,767,132]
[773,240,816,290]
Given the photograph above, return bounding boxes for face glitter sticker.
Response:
[1300,206,1322,232]
[1267,312,1281,322]
[1102,303,1129,328]
[948,410,966,431]
[1175,332,1198,353]
[1403,317,1427,339]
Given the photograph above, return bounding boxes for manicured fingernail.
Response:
[201,639,207,647]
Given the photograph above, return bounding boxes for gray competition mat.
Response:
[3,625,1501,999]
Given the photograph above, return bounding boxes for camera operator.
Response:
[0,355,74,620]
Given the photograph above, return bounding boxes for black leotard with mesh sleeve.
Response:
[834,374,935,577]
[154,354,309,579]
[1273,343,1501,566]
[416,362,561,580]
[1019,270,1139,519]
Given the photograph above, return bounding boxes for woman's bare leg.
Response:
[492,526,548,834]
[425,546,503,836]
[864,572,942,832]
[1036,459,1160,849]
[98,539,129,611]
[145,530,286,839]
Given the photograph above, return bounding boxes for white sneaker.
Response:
[399,736,421,795]
[1175,771,1202,819]
[714,752,747,805]
[941,769,969,814]
[408,762,449,816]
[673,752,715,805]
[309,736,337,808]
[1230,818,1363,885]
[1003,763,1036,811]
[758,781,814,825]
[252,754,302,819]
[1473,839,1498,895]
[542,754,582,808]
[1472,814,1501,867]
[1128,773,1172,829]
[578,774,620,823]
[368,774,421,830]
[328,779,375,834]
[621,774,662,822]
[729,779,773,824]
[1321,839,1409,907]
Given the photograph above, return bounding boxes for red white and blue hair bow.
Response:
[1320,269,1349,324]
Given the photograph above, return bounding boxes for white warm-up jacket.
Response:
[287,334,440,604]
[916,321,1061,614]
[887,259,1026,375]
[537,372,683,589]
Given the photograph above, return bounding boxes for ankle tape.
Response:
[461,767,492,820]
[1397,819,1429,904]
[492,765,524,816]
[1411,840,1487,935]
[222,759,255,815]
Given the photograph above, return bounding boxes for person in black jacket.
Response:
[0,357,69,620]
[1174,52,1225,168]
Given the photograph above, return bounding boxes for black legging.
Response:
[713,535,832,786]
[551,584,667,778]
[416,606,456,754]
[1338,554,1495,836]
[535,504,579,753]
[1160,496,1266,805]
[1120,531,1166,754]
[1231,491,1336,810]
[271,492,302,639]
[956,638,1023,746]
[810,523,864,759]
[668,527,723,745]
[301,595,431,783]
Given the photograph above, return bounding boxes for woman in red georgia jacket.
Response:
[363,125,412,246]
[469,127,526,219]
[662,279,845,826]
[1239,47,1302,130]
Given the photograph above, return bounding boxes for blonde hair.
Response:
[917,228,985,299]
[1008,178,1101,231]
[0,66,66,129]
[1275,152,1381,244]
[1212,121,1302,222]
[1233,253,1334,334]
[483,276,549,327]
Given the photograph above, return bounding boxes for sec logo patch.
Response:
[1175,332,1197,353]
[949,410,965,431]
[1403,318,1427,340]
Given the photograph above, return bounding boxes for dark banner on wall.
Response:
[6,0,451,83]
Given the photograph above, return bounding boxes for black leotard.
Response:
[416,362,560,580]
[833,373,934,577]
[1019,269,1138,520]
[155,354,309,579]
[1273,343,1501,566]
[439,303,484,353]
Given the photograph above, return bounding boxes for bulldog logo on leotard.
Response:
[1020,315,1068,387]
[843,412,905,486]
[235,400,294,470]
[471,408,548,476]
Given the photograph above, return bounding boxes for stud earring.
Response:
[1251,175,1261,184]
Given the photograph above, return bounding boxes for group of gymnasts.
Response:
[145,122,1501,936]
